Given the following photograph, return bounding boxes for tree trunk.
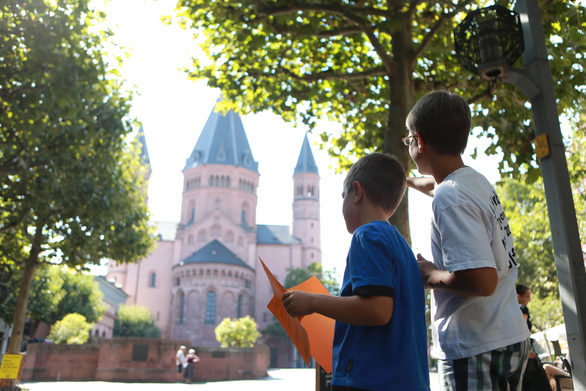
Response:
[386,22,416,244]
[6,224,43,354]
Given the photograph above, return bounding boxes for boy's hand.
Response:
[282,290,315,318]
[416,253,437,289]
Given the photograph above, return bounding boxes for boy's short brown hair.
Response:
[344,153,406,213]
[406,91,471,155]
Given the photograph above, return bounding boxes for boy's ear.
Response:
[352,181,364,204]
[416,134,426,153]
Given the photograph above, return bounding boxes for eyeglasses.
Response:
[401,134,417,146]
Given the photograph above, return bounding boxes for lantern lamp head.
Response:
[454,5,524,80]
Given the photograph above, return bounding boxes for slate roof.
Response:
[257,225,302,245]
[181,239,252,269]
[136,126,150,165]
[184,106,258,173]
[294,134,318,175]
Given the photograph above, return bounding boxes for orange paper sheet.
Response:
[259,258,335,373]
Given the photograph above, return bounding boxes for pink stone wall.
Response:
[21,338,270,382]
[133,241,175,337]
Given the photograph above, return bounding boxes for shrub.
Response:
[113,304,161,338]
[215,316,259,348]
[48,313,93,344]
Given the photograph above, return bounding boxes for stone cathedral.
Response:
[107,104,321,367]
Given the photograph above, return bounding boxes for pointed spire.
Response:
[136,126,150,165]
[294,133,318,174]
[185,105,258,173]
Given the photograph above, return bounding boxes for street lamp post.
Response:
[455,1,586,388]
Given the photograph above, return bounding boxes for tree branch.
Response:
[255,1,389,18]
[250,65,387,82]
[254,0,395,73]
[272,23,363,38]
[467,83,494,104]
[412,0,476,59]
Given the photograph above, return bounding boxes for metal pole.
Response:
[513,0,586,387]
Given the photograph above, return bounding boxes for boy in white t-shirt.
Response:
[405,91,530,391]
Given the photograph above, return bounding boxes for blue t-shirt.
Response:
[331,221,430,390]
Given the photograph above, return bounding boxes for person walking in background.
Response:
[183,348,200,384]
[517,284,533,331]
[283,153,430,390]
[175,345,187,382]
[406,91,530,391]
[517,284,551,391]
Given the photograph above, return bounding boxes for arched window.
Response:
[149,272,156,287]
[237,294,243,318]
[198,229,207,242]
[177,291,185,324]
[241,202,250,227]
[205,292,216,324]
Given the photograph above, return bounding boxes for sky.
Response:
[94,0,501,279]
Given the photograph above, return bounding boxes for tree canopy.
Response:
[176,0,585,239]
[0,0,154,353]
[496,125,586,330]
[113,304,161,338]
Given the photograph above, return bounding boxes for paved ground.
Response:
[21,368,440,390]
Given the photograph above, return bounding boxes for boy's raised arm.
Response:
[282,290,393,326]
[407,176,436,197]
[417,254,497,297]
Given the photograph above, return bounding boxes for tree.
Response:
[113,304,161,338]
[215,316,260,348]
[48,313,94,344]
[0,0,155,355]
[496,177,558,299]
[25,265,66,336]
[53,269,107,324]
[567,116,586,242]
[284,262,340,296]
[176,0,585,240]
[496,124,586,330]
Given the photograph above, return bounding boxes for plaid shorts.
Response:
[438,338,531,391]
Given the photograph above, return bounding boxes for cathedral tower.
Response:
[292,134,321,268]
[170,105,259,346]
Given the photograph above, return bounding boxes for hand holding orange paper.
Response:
[259,258,335,373]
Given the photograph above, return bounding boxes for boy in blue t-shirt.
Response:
[282,153,430,391]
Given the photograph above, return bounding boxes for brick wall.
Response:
[22,342,99,381]
[21,338,270,382]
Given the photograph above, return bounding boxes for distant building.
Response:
[107,105,321,366]
[91,275,128,339]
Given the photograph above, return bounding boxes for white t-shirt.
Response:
[176,349,187,367]
[429,167,529,360]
